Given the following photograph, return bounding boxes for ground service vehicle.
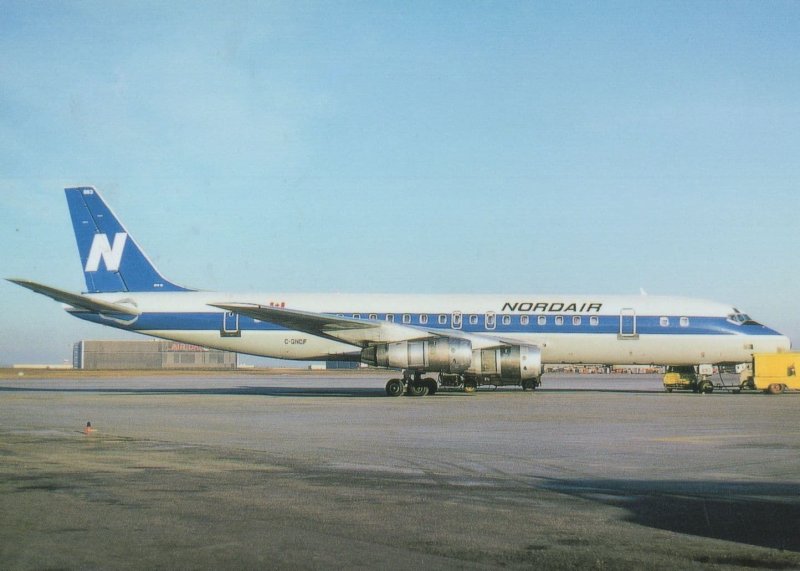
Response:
[662,365,735,394]
[743,352,800,394]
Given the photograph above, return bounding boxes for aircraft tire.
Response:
[385,379,405,397]
[407,381,429,397]
[423,378,437,395]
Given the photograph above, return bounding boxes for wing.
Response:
[8,279,140,316]
[210,302,436,346]
[210,302,515,350]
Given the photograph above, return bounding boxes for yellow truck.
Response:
[663,355,799,394]
[662,364,736,393]
[743,353,800,394]
[663,368,715,393]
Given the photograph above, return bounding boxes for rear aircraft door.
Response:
[221,311,241,337]
[619,308,637,338]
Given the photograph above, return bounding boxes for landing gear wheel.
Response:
[423,377,437,395]
[385,378,405,397]
[407,381,429,397]
[463,380,477,393]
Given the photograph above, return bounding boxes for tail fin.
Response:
[65,186,191,293]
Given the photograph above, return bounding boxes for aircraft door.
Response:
[452,311,462,330]
[619,308,637,338]
[221,311,241,337]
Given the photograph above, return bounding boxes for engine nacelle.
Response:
[468,344,541,382]
[361,337,472,374]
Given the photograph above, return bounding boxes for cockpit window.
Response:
[727,311,758,325]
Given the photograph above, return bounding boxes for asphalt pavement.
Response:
[1,372,798,569]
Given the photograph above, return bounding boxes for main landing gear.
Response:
[385,371,438,397]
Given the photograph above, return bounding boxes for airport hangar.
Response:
[70,339,360,370]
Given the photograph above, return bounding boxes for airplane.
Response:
[9,186,791,396]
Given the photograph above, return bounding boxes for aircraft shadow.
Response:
[0,385,387,398]
[539,477,800,554]
[0,384,495,398]
[536,388,665,395]
[0,384,739,397]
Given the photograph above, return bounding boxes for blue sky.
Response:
[1,1,799,364]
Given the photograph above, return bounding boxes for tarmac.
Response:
[1,371,799,570]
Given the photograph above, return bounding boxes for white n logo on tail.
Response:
[85,233,128,272]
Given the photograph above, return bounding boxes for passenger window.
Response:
[402,314,411,324]
[502,315,511,326]
[386,314,394,322]
[555,316,564,326]
[352,314,361,319]
[538,316,547,326]
[590,316,599,326]
[573,316,581,326]
[680,317,690,327]
[438,314,447,325]
[469,314,478,325]
[660,316,669,327]
[520,315,529,326]
[419,314,428,324]
[369,314,377,320]
[486,312,496,330]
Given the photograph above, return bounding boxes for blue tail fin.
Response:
[65,187,191,293]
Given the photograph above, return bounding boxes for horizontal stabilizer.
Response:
[8,279,140,316]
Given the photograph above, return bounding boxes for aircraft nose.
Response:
[769,333,792,352]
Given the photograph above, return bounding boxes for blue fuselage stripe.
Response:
[73,311,783,337]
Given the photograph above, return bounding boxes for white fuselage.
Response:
[73,291,791,366]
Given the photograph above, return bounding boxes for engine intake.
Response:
[361,337,472,373]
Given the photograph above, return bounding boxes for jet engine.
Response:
[361,337,472,373]
[467,344,542,384]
